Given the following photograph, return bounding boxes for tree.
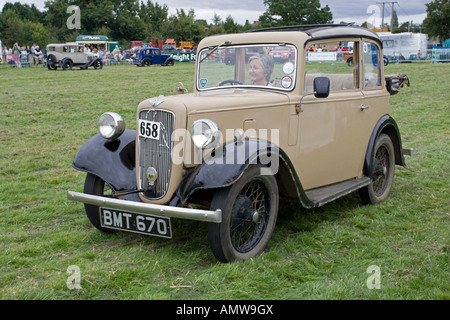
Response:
[260,0,333,26]
[168,9,205,44]
[223,15,239,34]
[0,8,24,46]
[423,0,450,44]
[139,0,169,40]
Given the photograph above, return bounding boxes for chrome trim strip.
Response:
[67,190,222,223]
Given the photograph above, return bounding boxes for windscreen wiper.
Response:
[199,40,232,63]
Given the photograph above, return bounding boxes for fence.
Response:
[431,46,450,63]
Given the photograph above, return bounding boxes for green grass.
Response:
[0,62,449,300]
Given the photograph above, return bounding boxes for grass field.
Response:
[0,61,448,300]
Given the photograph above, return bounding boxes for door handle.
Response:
[361,104,369,111]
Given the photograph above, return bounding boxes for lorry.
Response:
[378,32,427,61]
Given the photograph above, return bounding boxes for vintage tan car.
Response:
[68,25,411,262]
[46,43,103,70]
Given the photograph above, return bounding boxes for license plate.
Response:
[138,119,161,140]
[100,208,172,238]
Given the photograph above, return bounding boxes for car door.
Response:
[362,40,390,129]
[152,49,164,64]
[298,39,369,190]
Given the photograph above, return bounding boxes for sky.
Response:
[0,0,429,26]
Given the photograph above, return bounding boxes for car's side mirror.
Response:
[313,77,330,98]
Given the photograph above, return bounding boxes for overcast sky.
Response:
[0,0,428,26]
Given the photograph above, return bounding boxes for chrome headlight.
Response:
[98,112,125,141]
[190,119,221,149]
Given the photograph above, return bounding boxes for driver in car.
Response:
[248,55,274,86]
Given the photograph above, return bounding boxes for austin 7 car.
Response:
[68,24,411,262]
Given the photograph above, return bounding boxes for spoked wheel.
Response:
[93,60,103,69]
[359,134,395,204]
[83,173,117,233]
[47,54,57,70]
[62,59,72,71]
[208,165,279,262]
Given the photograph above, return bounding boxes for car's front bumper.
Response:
[67,190,222,223]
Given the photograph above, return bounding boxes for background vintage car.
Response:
[46,43,103,70]
[134,47,175,67]
[68,25,410,263]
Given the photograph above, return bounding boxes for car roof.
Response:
[246,24,381,47]
[198,24,381,50]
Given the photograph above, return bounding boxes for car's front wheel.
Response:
[208,165,279,262]
[83,173,117,233]
[359,133,395,204]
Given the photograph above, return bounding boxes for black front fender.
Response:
[178,139,315,208]
[72,129,136,192]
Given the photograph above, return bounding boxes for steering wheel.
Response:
[218,80,244,86]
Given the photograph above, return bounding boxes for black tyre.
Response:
[47,54,57,70]
[359,134,395,205]
[93,59,103,69]
[83,173,117,233]
[62,59,72,71]
[208,165,279,262]
[142,59,151,66]
[164,59,174,66]
[224,57,234,66]
[384,56,389,66]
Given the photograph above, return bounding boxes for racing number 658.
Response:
[139,119,160,140]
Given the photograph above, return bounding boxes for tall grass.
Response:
[0,62,448,300]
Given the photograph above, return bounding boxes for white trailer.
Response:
[378,32,427,60]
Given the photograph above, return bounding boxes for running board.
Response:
[305,177,372,207]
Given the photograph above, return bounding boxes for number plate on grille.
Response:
[100,208,172,238]
[139,119,161,140]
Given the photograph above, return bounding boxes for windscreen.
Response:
[197,44,297,91]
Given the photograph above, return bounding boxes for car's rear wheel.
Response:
[47,54,57,70]
[62,59,73,71]
[93,60,103,69]
[359,133,395,204]
[142,59,151,66]
[83,173,117,233]
[208,165,279,262]
[164,59,174,66]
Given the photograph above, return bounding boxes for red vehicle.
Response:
[130,41,144,49]
[268,46,295,62]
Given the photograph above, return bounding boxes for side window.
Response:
[304,41,359,93]
[363,42,382,88]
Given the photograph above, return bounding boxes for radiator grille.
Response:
[138,109,175,200]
